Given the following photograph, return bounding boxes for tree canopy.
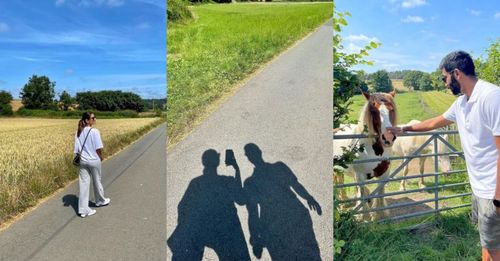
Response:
[476,38,499,85]
[0,90,13,105]
[20,75,56,109]
[370,70,393,93]
[76,90,145,112]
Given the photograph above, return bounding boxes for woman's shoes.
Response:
[80,209,96,218]
[95,198,111,207]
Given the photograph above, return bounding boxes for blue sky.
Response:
[336,0,499,73]
[0,0,165,99]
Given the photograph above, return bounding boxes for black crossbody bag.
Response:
[73,128,93,166]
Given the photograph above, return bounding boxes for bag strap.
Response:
[79,127,93,153]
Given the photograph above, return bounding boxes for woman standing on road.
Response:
[74,112,110,217]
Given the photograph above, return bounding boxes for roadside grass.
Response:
[167,3,332,146]
[0,118,164,225]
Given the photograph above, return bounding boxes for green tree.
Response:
[403,70,424,91]
[370,70,393,93]
[59,90,74,111]
[430,68,445,91]
[20,75,56,109]
[418,73,433,91]
[76,90,145,112]
[0,90,13,105]
[476,38,499,85]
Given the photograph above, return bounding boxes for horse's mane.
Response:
[355,93,398,138]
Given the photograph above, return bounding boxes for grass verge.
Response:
[336,208,480,260]
[167,3,332,146]
[0,118,164,226]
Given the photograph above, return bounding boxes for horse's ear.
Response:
[362,91,370,100]
[389,90,396,97]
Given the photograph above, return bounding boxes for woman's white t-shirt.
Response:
[74,126,104,161]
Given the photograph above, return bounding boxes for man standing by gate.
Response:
[388,50,500,261]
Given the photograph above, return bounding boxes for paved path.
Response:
[0,124,166,261]
[167,20,333,260]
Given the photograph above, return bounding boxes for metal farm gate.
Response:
[334,129,469,223]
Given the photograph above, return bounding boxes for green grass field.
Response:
[167,3,332,146]
[347,91,455,124]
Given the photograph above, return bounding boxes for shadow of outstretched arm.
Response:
[232,164,246,206]
[245,181,264,259]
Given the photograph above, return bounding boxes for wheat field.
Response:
[0,117,162,224]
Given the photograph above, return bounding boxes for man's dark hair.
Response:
[439,50,476,77]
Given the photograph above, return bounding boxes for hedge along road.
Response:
[0,124,166,261]
[166,21,333,260]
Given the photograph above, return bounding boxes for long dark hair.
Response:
[77,112,93,137]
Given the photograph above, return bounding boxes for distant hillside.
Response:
[10,100,23,112]
[391,79,409,92]
[143,98,166,111]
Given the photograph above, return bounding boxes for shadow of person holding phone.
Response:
[167,149,250,261]
[243,143,322,260]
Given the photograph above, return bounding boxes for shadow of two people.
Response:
[168,143,322,261]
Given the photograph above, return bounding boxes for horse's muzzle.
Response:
[382,131,396,146]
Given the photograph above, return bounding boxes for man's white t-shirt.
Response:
[443,79,500,199]
[74,127,104,161]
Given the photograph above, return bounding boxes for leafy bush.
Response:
[167,0,194,22]
[0,104,13,116]
[0,90,13,105]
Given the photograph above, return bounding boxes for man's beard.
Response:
[450,74,462,96]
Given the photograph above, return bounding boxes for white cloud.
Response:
[467,9,481,16]
[0,22,9,33]
[132,0,164,8]
[346,34,379,43]
[402,0,427,8]
[402,15,424,23]
[133,22,150,30]
[56,0,124,7]
[65,69,75,75]
[393,42,400,47]
[15,56,64,62]
[345,43,363,54]
[495,12,500,19]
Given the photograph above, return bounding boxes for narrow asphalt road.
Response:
[0,124,166,261]
[167,20,333,260]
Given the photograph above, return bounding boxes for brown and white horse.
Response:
[334,91,398,221]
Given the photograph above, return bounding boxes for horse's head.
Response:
[362,91,398,153]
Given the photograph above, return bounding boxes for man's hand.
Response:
[307,197,322,215]
[250,236,263,258]
[386,126,405,136]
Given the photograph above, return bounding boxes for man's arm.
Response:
[232,164,246,205]
[388,115,453,135]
